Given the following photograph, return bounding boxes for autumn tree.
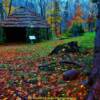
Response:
[73,5,84,24]
[46,0,62,37]
[70,4,84,36]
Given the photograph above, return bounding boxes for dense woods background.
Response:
[0,0,97,37]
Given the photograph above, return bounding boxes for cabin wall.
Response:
[26,28,50,42]
[0,27,50,43]
[0,27,6,43]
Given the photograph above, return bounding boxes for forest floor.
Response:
[0,32,95,99]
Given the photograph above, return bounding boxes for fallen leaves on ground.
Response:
[0,45,93,100]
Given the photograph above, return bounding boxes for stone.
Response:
[63,69,80,81]
[38,88,48,96]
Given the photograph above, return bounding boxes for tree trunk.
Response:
[38,0,46,19]
[87,1,100,99]
[0,3,4,20]
[8,0,12,16]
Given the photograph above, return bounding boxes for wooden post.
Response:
[46,28,49,40]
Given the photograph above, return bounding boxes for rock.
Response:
[38,88,48,96]
[63,69,80,81]
[81,80,89,87]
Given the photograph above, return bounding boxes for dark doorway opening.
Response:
[4,27,27,43]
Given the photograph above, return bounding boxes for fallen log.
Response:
[59,60,84,68]
[49,41,80,55]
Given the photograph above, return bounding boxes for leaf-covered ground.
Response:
[0,32,95,99]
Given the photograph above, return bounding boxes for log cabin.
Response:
[0,7,50,43]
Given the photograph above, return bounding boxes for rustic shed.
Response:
[0,7,50,43]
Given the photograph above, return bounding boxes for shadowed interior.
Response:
[4,27,27,43]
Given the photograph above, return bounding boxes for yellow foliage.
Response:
[47,16,62,25]
[46,10,54,15]
[46,1,62,35]
[5,6,16,15]
[2,0,16,15]
[47,16,53,24]
[2,0,9,7]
